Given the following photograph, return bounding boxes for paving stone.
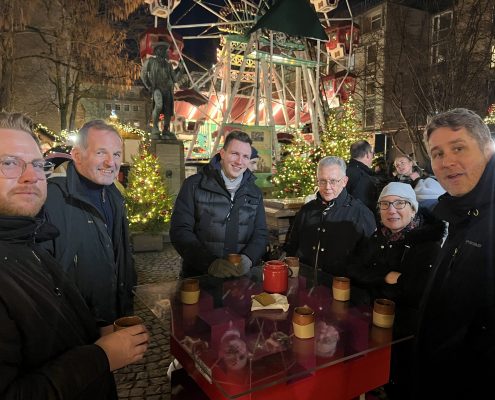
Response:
[115,243,181,400]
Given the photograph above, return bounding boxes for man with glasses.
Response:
[42,120,136,331]
[346,140,379,211]
[0,112,149,398]
[413,108,495,399]
[285,156,376,279]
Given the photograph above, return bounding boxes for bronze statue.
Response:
[141,42,181,140]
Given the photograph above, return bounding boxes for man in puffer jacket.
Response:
[170,130,268,278]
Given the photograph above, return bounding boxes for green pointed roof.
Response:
[248,0,328,41]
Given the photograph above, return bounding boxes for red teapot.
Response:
[263,260,292,293]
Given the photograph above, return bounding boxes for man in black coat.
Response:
[285,156,376,277]
[0,112,148,399]
[414,108,495,399]
[43,120,136,329]
[170,130,268,278]
[346,140,378,211]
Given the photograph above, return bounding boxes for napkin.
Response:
[251,293,290,312]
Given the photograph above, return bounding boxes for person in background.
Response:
[393,154,423,184]
[0,112,148,399]
[248,146,259,172]
[349,182,444,399]
[346,140,378,211]
[43,120,136,330]
[170,130,268,278]
[414,108,495,399]
[285,156,376,279]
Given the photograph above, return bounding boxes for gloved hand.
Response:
[239,254,252,275]
[208,259,239,278]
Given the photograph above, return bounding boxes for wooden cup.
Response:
[332,277,350,301]
[372,298,396,328]
[113,315,144,331]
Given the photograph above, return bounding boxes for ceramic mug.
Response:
[263,260,292,293]
[332,276,351,301]
[227,253,241,266]
[180,278,200,305]
[285,256,300,277]
[292,306,315,339]
[372,298,396,328]
[113,315,144,331]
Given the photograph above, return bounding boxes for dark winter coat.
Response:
[414,155,495,399]
[349,211,444,335]
[42,162,136,325]
[284,189,376,276]
[0,216,117,399]
[170,155,268,277]
[346,158,378,211]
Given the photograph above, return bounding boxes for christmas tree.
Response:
[125,143,173,233]
[484,104,495,125]
[272,99,368,198]
[271,133,316,198]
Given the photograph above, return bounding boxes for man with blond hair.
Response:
[0,112,148,398]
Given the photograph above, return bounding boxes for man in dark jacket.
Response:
[414,108,495,399]
[0,112,148,399]
[346,140,378,211]
[170,130,268,278]
[43,120,136,328]
[285,156,376,277]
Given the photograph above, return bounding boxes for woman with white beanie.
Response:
[349,182,445,399]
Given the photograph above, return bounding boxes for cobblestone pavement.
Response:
[115,243,182,400]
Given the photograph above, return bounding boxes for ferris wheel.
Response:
[141,0,359,155]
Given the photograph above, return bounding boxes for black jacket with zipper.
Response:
[0,216,117,399]
[170,154,268,277]
[42,162,136,325]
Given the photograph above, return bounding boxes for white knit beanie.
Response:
[414,177,446,201]
[378,182,419,211]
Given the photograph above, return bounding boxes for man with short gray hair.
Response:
[414,108,495,399]
[285,156,376,277]
[43,120,136,330]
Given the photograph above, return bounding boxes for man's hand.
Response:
[208,259,239,278]
[95,324,149,372]
[239,254,252,275]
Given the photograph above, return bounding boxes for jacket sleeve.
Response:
[0,303,112,399]
[240,193,268,265]
[284,207,303,256]
[169,178,217,273]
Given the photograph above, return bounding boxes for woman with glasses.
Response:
[349,182,444,399]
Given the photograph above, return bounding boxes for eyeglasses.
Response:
[317,177,344,187]
[378,200,411,210]
[0,156,55,180]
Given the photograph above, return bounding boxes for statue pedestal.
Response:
[149,139,185,196]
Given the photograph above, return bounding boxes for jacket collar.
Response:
[348,158,373,175]
[316,188,351,208]
[0,216,58,244]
